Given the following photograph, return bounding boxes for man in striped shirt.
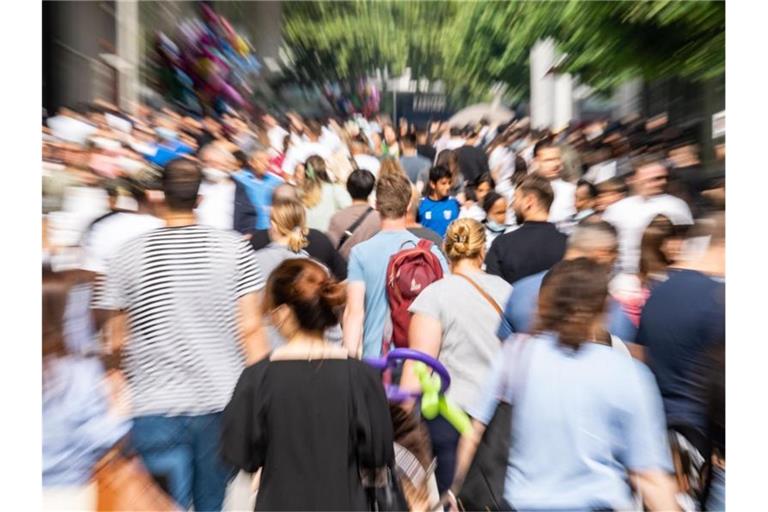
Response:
[94,157,268,510]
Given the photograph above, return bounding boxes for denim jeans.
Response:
[425,415,461,494]
[130,413,234,511]
[706,466,725,511]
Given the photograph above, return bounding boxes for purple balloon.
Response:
[364,348,451,396]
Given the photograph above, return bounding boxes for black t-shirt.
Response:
[484,221,567,284]
[416,144,437,163]
[455,145,490,183]
[249,229,347,281]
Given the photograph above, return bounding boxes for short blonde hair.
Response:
[444,218,486,262]
[270,197,309,252]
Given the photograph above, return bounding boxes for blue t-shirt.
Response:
[500,270,637,342]
[233,170,283,230]
[347,230,449,358]
[468,334,672,510]
[417,196,461,238]
[636,269,725,432]
[146,140,194,167]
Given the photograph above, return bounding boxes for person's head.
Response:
[401,133,417,153]
[511,155,528,187]
[376,168,412,220]
[269,197,309,252]
[415,129,428,145]
[383,125,397,145]
[428,166,453,200]
[346,169,376,202]
[533,139,562,180]
[513,174,554,224]
[261,113,277,129]
[639,215,685,284]
[575,179,598,213]
[534,257,610,350]
[300,155,331,208]
[199,143,237,182]
[482,191,508,226]
[380,158,406,179]
[104,180,121,210]
[272,183,299,202]
[449,126,462,138]
[263,259,346,340]
[566,221,619,267]
[248,143,271,177]
[435,149,459,180]
[595,177,627,212]
[472,173,495,204]
[444,218,486,267]
[305,119,323,141]
[162,157,202,212]
[630,156,669,198]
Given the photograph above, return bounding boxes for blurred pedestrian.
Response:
[300,155,352,232]
[327,169,381,260]
[221,259,394,510]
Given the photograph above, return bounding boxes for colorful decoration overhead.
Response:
[155,2,261,115]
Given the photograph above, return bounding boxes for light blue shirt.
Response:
[233,170,283,230]
[468,334,672,511]
[500,270,637,342]
[43,357,131,486]
[347,230,448,357]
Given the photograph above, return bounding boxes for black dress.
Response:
[221,358,394,511]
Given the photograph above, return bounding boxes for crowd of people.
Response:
[42,100,725,511]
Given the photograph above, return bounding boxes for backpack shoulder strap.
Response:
[416,238,434,252]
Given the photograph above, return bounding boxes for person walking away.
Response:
[635,213,725,507]
[531,139,576,230]
[500,221,637,347]
[451,258,679,511]
[94,158,268,510]
[281,119,333,177]
[343,170,448,358]
[485,174,567,284]
[250,184,348,281]
[381,124,401,158]
[481,191,512,251]
[400,219,512,494]
[455,128,491,184]
[327,169,381,260]
[400,133,432,190]
[415,128,437,162]
[232,143,284,233]
[221,259,395,510]
[253,197,311,279]
[299,155,352,232]
[417,166,461,238]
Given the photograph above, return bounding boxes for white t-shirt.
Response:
[82,212,164,274]
[353,154,382,177]
[282,141,333,176]
[267,125,289,152]
[602,194,694,274]
[548,178,577,228]
[196,180,236,231]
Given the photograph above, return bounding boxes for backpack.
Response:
[385,239,444,350]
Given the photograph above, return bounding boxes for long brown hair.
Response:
[533,258,609,350]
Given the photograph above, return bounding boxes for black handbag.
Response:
[362,465,410,512]
[457,336,531,512]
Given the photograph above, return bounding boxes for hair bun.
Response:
[319,280,346,309]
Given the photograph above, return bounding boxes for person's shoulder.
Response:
[512,270,546,290]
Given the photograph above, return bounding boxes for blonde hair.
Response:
[444,218,486,262]
[270,197,309,252]
[300,155,330,209]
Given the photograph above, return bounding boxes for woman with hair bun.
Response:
[253,196,310,279]
[450,258,678,511]
[221,258,395,511]
[399,218,513,494]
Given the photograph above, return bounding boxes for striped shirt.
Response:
[93,224,264,417]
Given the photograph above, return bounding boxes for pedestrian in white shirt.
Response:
[281,120,333,177]
[196,144,239,231]
[603,157,694,275]
[263,113,288,154]
[531,139,576,230]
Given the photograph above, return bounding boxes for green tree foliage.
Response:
[281,0,724,102]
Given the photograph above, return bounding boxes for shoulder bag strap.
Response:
[337,207,374,250]
[454,272,514,336]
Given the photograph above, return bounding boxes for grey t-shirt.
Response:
[409,271,513,412]
[400,154,432,184]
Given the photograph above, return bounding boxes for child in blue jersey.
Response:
[418,165,461,237]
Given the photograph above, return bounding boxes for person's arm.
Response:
[343,282,366,358]
[449,419,487,497]
[629,470,680,511]
[400,311,443,412]
[238,292,269,364]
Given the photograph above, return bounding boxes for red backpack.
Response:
[385,239,444,350]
